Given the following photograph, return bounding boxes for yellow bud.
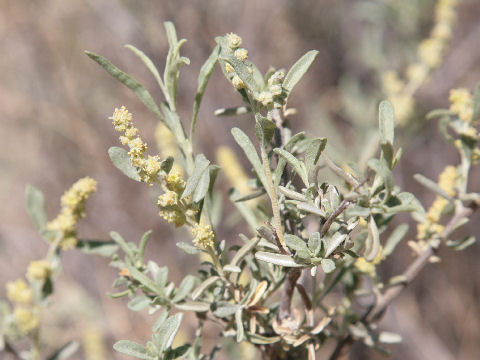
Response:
[26,260,52,282]
[226,33,242,49]
[6,279,33,304]
[234,48,248,61]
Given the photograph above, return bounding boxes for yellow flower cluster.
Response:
[416,166,458,240]
[191,223,215,248]
[354,247,385,278]
[157,172,189,227]
[449,88,474,123]
[47,177,97,250]
[155,122,184,175]
[382,0,458,125]
[110,106,162,184]
[5,278,41,334]
[26,260,52,282]
[6,279,33,304]
[13,307,40,335]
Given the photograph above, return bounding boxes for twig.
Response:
[279,268,302,320]
[367,201,477,322]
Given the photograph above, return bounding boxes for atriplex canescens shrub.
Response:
[2,18,480,360]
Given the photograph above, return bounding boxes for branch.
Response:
[367,200,478,322]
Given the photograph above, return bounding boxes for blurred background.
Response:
[1,0,480,359]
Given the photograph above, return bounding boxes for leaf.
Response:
[231,128,267,190]
[223,264,241,273]
[167,344,191,359]
[235,309,245,343]
[246,281,268,307]
[176,241,201,255]
[413,173,453,200]
[126,264,165,296]
[113,340,154,360]
[214,106,251,116]
[192,276,220,300]
[193,166,210,203]
[25,185,47,232]
[108,147,141,181]
[110,231,135,260]
[157,313,183,353]
[182,154,210,199]
[446,236,476,251]
[383,224,409,256]
[296,202,326,218]
[367,158,393,195]
[128,295,151,311]
[320,259,336,274]
[274,132,306,187]
[175,301,210,312]
[76,239,118,257]
[125,44,163,89]
[85,51,164,122]
[152,310,169,333]
[308,232,321,253]
[324,233,348,258]
[164,22,190,109]
[364,217,380,262]
[284,234,309,253]
[473,82,480,121]
[191,45,220,139]
[247,333,281,345]
[304,137,327,172]
[379,331,402,344]
[213,303,243,318]
[229,189,262,231]
[283,50,319,94]
[255,115,276,147]
[172,275,196,303]
[139,230,153,262]
[378,100,394,145]
[46,341,80,360]
[230,236,260,267]
[255,252,303,267]
[273,148,308,186]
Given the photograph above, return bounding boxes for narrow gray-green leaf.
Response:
[191,45,220,141]
[364,217,380,261]
[383,224,409,256]
[192,276,220,300]
[213,303,243,318]
[46,341,80,360]
[473,82,480,121]
[109,231,135,260]
[125,44,164,89]
[283,50,319,94]
[273,148,308,186]
[255,115,276,147]
[113,340,154,360]
[182,154,210,199]
[172,275,196,303]
[378,100,395,145]
[85,51,164,121]
[413,173,453,200]
[176,241,201,255]
[175,301,210,312]
[230,236,260,267]
[128,295,151,311]
[305,137,327,171]
[274,132,306,187]
[255,252,303,267]
[231,127,267,190]
[25,185,47,232]
[108,147,141,181]
[324,233,347,258]
[157,313,183,352]
[214,106,251,116]
[76,240,118,257]
[235,309,245,343]
[193,166,211,203]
